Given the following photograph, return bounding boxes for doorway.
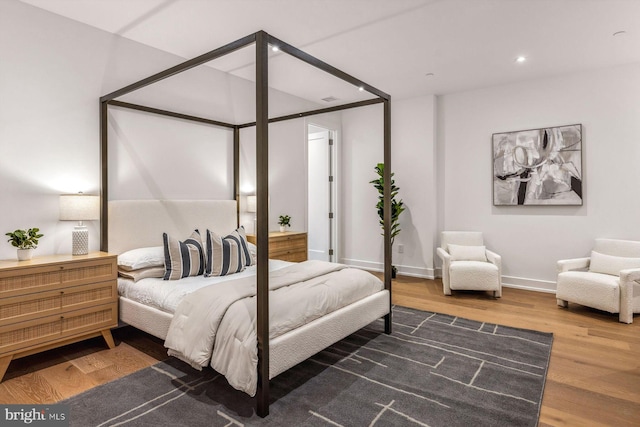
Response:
[307,124,337,262]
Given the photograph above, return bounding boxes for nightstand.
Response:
[247,231,308,262]
[0,252,118,382]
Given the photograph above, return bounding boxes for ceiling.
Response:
[19,0,640,104]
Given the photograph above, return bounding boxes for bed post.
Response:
[255,30,270,418]
[233,126,240,227]
[100,100,109,252]
[383,98,392,334]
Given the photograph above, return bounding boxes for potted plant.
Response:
[370,163,405,278]
[278,215,291,232]
[5,228,44,261]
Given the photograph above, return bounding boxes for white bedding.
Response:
[163,260,383,396]
[117,260,292,314]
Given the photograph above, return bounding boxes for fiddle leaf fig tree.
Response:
[370,163,405,247]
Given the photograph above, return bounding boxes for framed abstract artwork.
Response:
[492,124,582,206]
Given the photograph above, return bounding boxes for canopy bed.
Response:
[99,31,392,417]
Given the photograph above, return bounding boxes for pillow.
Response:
[447,244,487,262]
[247,241,257,266]
[118,266,165,282]
[117,246,164,271]
[205,226,253,277]
[163,230,206,280]
[589,251,640,276]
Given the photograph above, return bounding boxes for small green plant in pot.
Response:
[370,163,405,278]
[278,215,291,232]
[6,228,44,261]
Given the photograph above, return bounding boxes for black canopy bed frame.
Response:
[99,30,392,417]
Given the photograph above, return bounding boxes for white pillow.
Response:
[247,241,257,265]
[448,244,487,262]
[117,246,164,271]
[589,251,640,276]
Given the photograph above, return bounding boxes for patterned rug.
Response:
[63,306,553,426]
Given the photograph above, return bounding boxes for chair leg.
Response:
[619,312,633,324]
[557,298,568,308]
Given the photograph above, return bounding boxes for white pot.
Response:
[17,248,33,261]
[279,226,286,232]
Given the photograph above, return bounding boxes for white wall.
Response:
[340,104,384,268]
[392,96,438,278]
[0,0,319,260]
[1,1,117,259]
[340,96,437,277]
[108,108,234,201]
[238,118,312,235]
[438,63,640,290]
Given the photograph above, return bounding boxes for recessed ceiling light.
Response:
[358,87,364,92]
[271,46,279,52]
[613,30,627,37]
[425,72,435,77]
[515,56,526,63]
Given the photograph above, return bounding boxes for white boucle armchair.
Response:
[436,231,502,298]
[556,238,640,324]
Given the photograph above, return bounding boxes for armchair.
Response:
[556,238,640,324]
[437,231,502,297]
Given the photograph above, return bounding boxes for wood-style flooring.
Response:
[1,276,638,426]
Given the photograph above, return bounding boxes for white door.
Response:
[307,126,334,262]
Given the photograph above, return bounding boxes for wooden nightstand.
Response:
[0,252,118,382]
[247,231,308,262]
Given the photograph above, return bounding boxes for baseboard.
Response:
[345,260,556,293]
[340,258,435,279]
[501,276,556,293]
[429,268,557,293]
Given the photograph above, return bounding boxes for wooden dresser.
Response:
[0,252,118,382]
[247,231,308,262]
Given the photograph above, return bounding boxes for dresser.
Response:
[247,231,308,262]
[0,252,118,382]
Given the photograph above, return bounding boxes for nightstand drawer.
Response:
[0,280,117,325]
[0,257,116,299]
[270,236,306,255]
[247,232,308,262]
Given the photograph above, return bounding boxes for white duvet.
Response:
[163,260,383,396]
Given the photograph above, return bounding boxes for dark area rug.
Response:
[63,306,553,426]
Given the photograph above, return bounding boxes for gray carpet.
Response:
[63,306,553,426]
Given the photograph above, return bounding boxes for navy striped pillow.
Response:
[205,226,252,277]
[163,230,205,280]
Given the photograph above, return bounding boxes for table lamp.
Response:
[59,193,100,255]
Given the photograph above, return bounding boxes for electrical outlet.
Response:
[398,244,404,254]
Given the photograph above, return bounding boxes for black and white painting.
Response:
[493,124,582,206]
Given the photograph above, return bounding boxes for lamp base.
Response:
[72,226,89,255]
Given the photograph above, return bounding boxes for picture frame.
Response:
[492,124,582,206]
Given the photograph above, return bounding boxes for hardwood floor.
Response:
[1,276,638,426]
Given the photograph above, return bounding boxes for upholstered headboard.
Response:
[108,200,238,254]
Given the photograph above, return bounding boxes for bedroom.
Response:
[1,0,639,425]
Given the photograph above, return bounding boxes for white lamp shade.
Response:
[246,195,257,213]
[59,194,100,221]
